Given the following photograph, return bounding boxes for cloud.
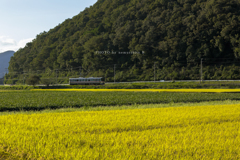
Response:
[0,36,34,53]
[18,38,34,48]
[0,37,16,46]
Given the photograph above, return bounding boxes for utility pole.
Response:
[79,66,82,77]
[56,69,58,84]
[23,71,27,85]
[114,64,116,83]
[5,68,8,85]
[154,62,156,82]
[200,58,203,83]
[23,72,24,85]
[2,72,4,85]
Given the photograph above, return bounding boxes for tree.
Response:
[41,78,54,87]
[26,75,40,86]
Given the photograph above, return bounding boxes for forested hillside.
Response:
[6,0,240,83]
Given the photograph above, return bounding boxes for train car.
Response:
[69,77,105,85]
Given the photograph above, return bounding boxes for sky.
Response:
[0,0,98,53]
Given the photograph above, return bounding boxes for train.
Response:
[69,77,105,85]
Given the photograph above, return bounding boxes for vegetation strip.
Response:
[1,104,240,159]
[1,100,240,116]
[31,88,240,93]
[2,91,240,112]
[1,81,240,91]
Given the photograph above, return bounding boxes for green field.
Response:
[2,91,240,112]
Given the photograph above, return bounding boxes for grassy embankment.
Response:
[1,81,240,90]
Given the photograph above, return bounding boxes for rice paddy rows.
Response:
[1,104,240,159]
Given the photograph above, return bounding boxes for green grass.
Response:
[0,85,40,90]
[1,100,240,116]
[2,91,240,112]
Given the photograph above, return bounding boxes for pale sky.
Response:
[0,0,98,53]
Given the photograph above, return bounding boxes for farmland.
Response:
[1,90,240,111]
[1,103,240,159]
[1,88,240,159]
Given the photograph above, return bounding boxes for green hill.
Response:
[6,0,240,83]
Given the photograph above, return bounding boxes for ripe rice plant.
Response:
[1,104,240,159]
[1,91,240,111]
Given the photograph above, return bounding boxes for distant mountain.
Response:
[0,51,15,79]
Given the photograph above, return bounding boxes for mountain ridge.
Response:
[0,50,15,80]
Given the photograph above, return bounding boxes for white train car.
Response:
[69,77,105,85]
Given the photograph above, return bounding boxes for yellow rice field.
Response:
[31,88,240,92]
[1,104,240,159]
